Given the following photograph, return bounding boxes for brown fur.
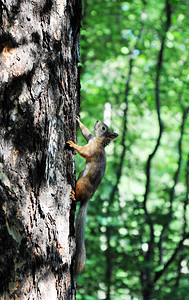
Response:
[67,118,118,273]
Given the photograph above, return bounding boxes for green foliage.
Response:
[76,0,189,299]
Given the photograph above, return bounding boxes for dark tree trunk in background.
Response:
[0,1,81,299]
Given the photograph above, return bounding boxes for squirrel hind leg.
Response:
[76,178,93,203]
[71,190,77,202]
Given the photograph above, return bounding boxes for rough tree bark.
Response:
[0,0,81,299]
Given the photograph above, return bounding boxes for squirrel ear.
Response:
[108,132,118,140]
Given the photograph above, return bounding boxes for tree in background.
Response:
[0,1,81,299]
[76,0,189,299]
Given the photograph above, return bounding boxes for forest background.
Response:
[75,0,189,299]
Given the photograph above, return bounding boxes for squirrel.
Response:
[67,117,118,274]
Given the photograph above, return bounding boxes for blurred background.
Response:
[75,0,189,299]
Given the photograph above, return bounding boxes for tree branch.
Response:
[143,0,171,218]
[154,232,189,282]
[105,3,147,299]
[110,4,146,202]
[158,107,189,264]
[183,152,189,234]
[142,0,172,285]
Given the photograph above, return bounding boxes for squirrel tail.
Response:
[75,200,89,274]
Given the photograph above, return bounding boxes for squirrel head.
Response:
[94,120,118,147]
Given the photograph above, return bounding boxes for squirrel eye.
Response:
[102,126,106,130]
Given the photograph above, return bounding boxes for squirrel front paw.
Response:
[76,116,81,124]
[67,141,75,148]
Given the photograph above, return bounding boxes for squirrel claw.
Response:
[67,141,74,147]
[71,190,77,201]
[76,116,80,124]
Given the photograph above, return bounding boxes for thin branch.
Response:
[183,152,189,234]
[170,108,188,211]
[173,153,189,288]
[143,0,171,217]
[158,108,189,264]
[141,0,147,5]
[110,5,146,203]
[142,0,172,272]
[105,3,147,299]
[154,232,189,282]
[174,254,184,288]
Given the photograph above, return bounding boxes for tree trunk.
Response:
[0,1,81,299]
[142,285,154,300]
